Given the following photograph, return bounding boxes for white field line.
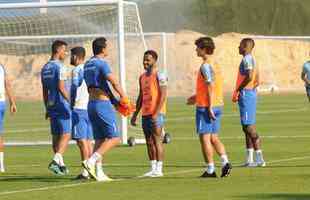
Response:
[0,155,309,196]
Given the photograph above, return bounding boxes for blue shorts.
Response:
[0,102,6,135]
[72,109,93,140]
[50,113,72,135]
[88,100,119,140]
[142,114,165,137]
[196,106,222,134]
[238,89,257,125]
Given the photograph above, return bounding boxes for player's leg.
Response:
[73,110,91,179]
[242,126,254,166]
[0,107,5,172]
[141,115,157,177]
[196,107,216,178]
[239,90,256,166]
[199,134,216,177]
[306,87,310,102]
[48,116,71,175]
[83,101,120,181]
[151,114,165,177]
[244,124,265,167]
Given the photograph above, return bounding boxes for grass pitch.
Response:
[0,93,310,200]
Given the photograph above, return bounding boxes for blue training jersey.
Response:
[41,59,71,116]
[84,57,112,95]
[302,61,310,87]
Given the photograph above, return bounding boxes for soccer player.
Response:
[0,65,17,173]
[301,58,310,102]
[70,46,94,180]
[41,40,72,175]
[187,37,232,178]
[232,38,265,167]
[131,50,168,177]
[83,37,128,182]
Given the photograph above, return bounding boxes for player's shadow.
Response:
[0,175,72,183]
[236,193,310,200]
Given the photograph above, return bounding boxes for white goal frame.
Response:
[0,0,147,145]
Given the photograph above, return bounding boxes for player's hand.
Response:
[10,103,17,114]
[208,107,216,121]
[130,114,138,126]
[232,90,240,103]
[187,95,196,105]
[152,112,158,120]
[45,112,50,120]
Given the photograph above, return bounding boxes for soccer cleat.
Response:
[141,170,155,177]
[200,171,217,178]
[0,168,5,173]
[97,173,113,182]
[59,165,69,175]
[243,162,257,167]
[151,171,163,177]
[221,163,232,177]
[256,161,266,167]
[48,160,64,175]
[82,161,98,180]
[75,174,90,180]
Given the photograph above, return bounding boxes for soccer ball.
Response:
[127,137,136,147]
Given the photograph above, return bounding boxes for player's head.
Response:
[92,37,108,56]
[51,40,68,61]
[195,37,215,57]
[143,50,158,72]
[239,38,255,55]
[70,46,86,66]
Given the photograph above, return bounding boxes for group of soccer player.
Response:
[8,34,310,180]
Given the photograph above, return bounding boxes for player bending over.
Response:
[41,40,72,175]
[232,38,266,167]
[0,64,17,172]
[131,50,168,177]
[187,37,232,178]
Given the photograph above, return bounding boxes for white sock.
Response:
[156,161,163,173]
[255,150,264,162]
[206,163,215,174]
[246,148,254,163]
[220,154,229,167]
[0,152,4,172]
[151,160,157,171]
[53,153,64,166]
[88,152,101,166]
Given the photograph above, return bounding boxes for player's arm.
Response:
[152,72,168,119]
[201,64,216,120]
[58,66,70,103]
[236,69,254,91]
[70,68,82,108]
[131,77,142,126]
[301,66,310,85]
[105,74,126,100]
[5,74,17,114]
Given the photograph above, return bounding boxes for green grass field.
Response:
[0,93,310,200]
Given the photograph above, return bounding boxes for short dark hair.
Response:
[51,40,67,55]
[241,38,255,48]
[144,50,158,61]
[71,46,86,59]
[195,37,215,55]
[92,37,107,55]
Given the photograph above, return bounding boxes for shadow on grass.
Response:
[0,175,72,183]
[236,193,310,200]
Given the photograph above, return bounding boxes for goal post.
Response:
[0,0,148,145]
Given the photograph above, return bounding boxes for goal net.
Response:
[0,0,149,146]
